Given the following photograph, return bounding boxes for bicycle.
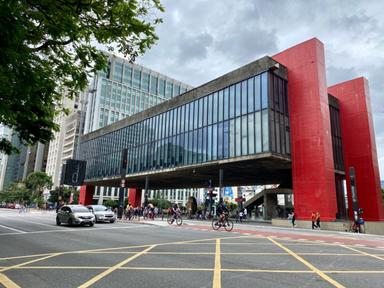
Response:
[212,213,233,232]
[167,212,183,226]
[349,221,365,233]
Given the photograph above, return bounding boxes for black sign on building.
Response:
[61,159,87,186]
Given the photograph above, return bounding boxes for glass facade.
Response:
[85,55,191,134]
[81,71,290,180]
[328,95,344,171]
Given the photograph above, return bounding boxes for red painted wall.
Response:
[328,78,384,221]
[128,188,142,208]
[79,185,94,205]
[273,38,338,221]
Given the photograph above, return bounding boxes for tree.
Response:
[48,186,78,204]
[0,182,32,204]
[25,171,53,199]
[0,0,164,154]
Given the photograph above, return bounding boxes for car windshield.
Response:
[92,205,108,212]
[71,206,90,213]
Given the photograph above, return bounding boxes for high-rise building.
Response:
[0,125,12,190]
[83,53,195,204]
[45,91,85,188]
[84,54,193,134]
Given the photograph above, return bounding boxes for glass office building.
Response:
[84,54,193,134]
[80,69,290,180]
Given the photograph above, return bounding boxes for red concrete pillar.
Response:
[328,78,384,221]
[79,185,94,205]
[128,188,142,208]
[273,38,338,221]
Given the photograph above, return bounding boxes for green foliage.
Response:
[150,197,172,209]
[48,186,78,204]
[103,199,119,209]
[25,172,53,197]
[0,0,164,154]
[0,182,32,204]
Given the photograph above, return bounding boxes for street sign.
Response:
[235,197,245,202]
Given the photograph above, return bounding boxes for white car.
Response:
[56,205,95,226]
[87,205,116,223]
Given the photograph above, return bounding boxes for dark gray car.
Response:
[87,205,116,223]
[56,205,95,226]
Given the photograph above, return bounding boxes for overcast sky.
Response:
[137,0,384,178]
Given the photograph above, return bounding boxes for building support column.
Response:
[128,188,142,208]
[79,185,94,205]
[144,176,149,207]
[219,169,223,204]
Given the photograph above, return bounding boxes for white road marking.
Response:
[0,224,149,236]
[0,224,26,234]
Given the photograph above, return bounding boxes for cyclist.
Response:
[216,202,229,223]
[171,203,181,223]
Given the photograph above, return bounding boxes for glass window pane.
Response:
[203,96,208,126]
[213,92,218,124]
[123,65,132,85]
[229,119,235,157]
[217,122,223,159]
[193,101,198,130]
[235,117,241,157]
[248,78,254,113]
[229,85,235,119]
[207,125,212,161]
[242,115,248,155]
[142,72,150,92]
[218,90,224,122]
[133,69,141,88]
[212,124,217,160]
[255,75,261,111]
[262,109,269,151]
[198,98,203,128]
[208,94,213,125]
[261,73,268,109]
[113,62,123,82]
[241,81,247,115]
[150,75,157,94]
[224,88,229,120]
[248,113,255,154]
[235,83,241,117]
[223,121,229,159]
[166,82,173,99]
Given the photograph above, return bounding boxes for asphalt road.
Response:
[1,209,384,288]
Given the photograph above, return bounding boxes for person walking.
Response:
[291,211,296,227]
[315,211,321,230]
[311,212,317,229]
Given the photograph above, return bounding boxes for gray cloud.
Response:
[177,32,214,63]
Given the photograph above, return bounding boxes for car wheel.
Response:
[68,218,73,226]
[56,218,61,226]
[89,222,94,227]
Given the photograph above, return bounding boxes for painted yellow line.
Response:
[221,253,287,255]
[0,253,53,261]
[0,235,254,264]
[78,245,156,288]
[0,253,63,273]
[15,266,108,269]
[325,270,384,274]
[148,252,214,255]
[221,269,314,273]
[297,253,363,256]
[0,273,20,288]
[341,245,384,261]
[213,239,221,288]
[268,237,345,288]
[119,267,213,271]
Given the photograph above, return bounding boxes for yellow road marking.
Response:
[221,269,313,273]
[0,235,254,264]
[78,245,156,288]
[213,239,221,288]
[0,253,63,273]
[268,237,345,288]
[0,253,53,261]
[16,266,108,269]
[119,267,213,271]
[0,273,20,288]
[341,245,384,261]
[325,270,384,274]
